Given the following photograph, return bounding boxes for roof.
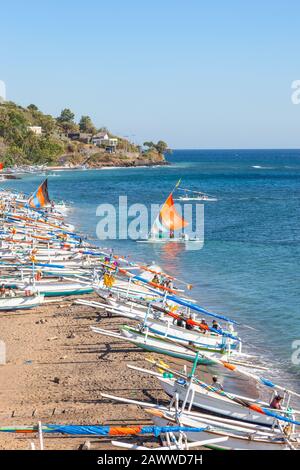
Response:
[93,132,109,139]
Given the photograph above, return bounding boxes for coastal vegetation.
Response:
[0,101,169,168]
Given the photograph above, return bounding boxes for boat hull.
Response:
[0,294,44,311]
[150,415,292,450]
[159,377,276,427]
[120,327,222,365]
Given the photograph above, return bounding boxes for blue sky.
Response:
[1,0,300,148]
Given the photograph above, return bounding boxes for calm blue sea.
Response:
[3,149,300,392]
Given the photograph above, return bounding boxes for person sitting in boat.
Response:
[212,320,220,331]
[8,287,16,297]
[211,375,224,391]
[177,316,186,328]
[152,274,159,284]
[269,394,283,410]
[186,312,196,330]
[200,318,208,333]
[164,279,173,289]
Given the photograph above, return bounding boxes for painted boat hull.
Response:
[120,326,226,364]
[18,282,93,297]
[158,377,276,427]
[150,414,294,450]
[0,294,44,311]
[144,317,238,351]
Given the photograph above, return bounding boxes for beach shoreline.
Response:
[0,160,169,179]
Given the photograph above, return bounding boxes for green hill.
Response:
[0,101,169,168]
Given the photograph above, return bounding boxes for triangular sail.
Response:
[28,179,51,209]
[150,192,188,238]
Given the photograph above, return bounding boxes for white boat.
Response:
[0,294,44,311]
[142,316,240,352]
[92,325,229,364]
[101,393,300,450]
[156,373,283,427]
[17,280,94,297]
[148,409,299,450]
[127,358,300,429]
[137,182,203,244]
[175,187,218,202]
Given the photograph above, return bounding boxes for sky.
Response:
[1,0,300,148]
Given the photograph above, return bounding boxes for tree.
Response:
[56,109,77,135]
[36,114,56,136]
[27,104,39,112]
[79,115,96,134]
[59,121,79,135]
[143,140,169,154]
[155,140,169,154]
[143,141,155,149]
[57,108,75,124]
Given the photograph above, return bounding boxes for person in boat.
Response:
[152,274,159,284]
[212,320,220,331]
[0,284,6,297]
[270,394,283,410]
[177,315,186,328]
[186,312,196,330]
[200,318,208,333]
[8,287,16,297]
[211,375,224,391]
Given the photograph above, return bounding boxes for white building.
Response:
[0,80,6,103]
[92,132,118,148]
[28,126,42,135]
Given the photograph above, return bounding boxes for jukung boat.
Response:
[175,187,218,202]
[92,325,234,364]
[137,181,203,244]
[17,279,94,297]
[0,293,44,311]
[147,408,300,450]
[101,393,300,450]
[127,363,293,428]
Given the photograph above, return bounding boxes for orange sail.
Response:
[159,193,188,231]
[151,191,188,238]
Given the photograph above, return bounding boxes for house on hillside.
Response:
[92,132,118,151]
[67,132,92,143]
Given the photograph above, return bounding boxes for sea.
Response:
[3,149,300,394]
